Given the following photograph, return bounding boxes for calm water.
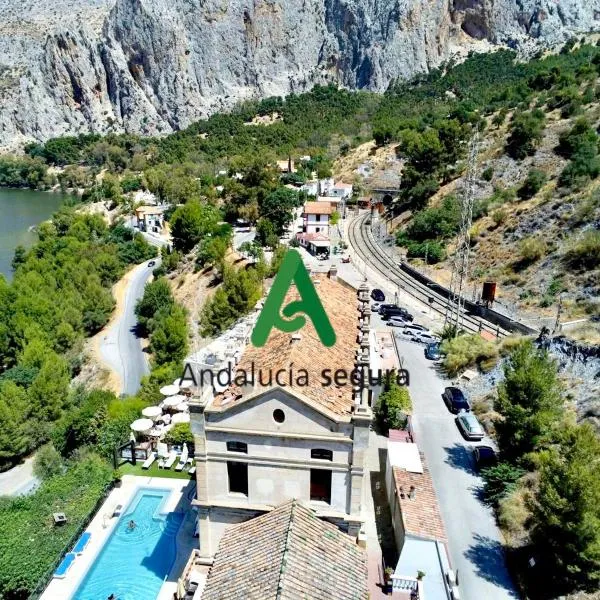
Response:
[72,489,184,600]
[0,188,66,280]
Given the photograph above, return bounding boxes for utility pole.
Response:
[445,131,479,334]
[553,293,563,334]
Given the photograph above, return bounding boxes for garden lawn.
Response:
[119,461,194,480]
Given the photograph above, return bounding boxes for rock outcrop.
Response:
[0,0,598,148]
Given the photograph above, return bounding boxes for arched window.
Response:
[226,441,248,454]
[311,448,333,461]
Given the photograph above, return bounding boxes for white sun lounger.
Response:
[142,452,156,469]
[164,451,177,469]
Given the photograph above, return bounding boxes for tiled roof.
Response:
[392,453,447,542]
[303,201,334,215]
[201,500,368,600]
[210,275,359,417]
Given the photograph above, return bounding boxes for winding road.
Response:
[99,257,161,396]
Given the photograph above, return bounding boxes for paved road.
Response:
[395,336,519,600]
[0,456,39,496]
[99,258,161,396]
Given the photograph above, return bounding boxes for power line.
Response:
[445,131,479,333]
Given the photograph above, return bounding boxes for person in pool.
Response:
[127,520,136,531]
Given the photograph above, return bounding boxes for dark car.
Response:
[455,411,485,440]
[472,445,497,470]
[381,306,414,321]
[442,387,470,413]
[148,260,156,267]
[424,342,441,360]
[371,289,385,302]
[378,303,397,314]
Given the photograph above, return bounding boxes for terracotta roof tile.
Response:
[210,276,360,417]
[393,453,447,543]
[303,201,334,215]
[201,500,368,600]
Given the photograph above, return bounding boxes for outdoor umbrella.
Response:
[173,378,194,390]
[163,394,186,408]
[130,418,154,434]
[160,384,179,396]
[175,401,189,412]
[142,406,162,420]
[171,412,190,424]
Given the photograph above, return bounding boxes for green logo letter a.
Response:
[251,249,336,347]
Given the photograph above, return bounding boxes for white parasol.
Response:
[130,418,154,434]
[160,384,179,396]
[141,406,162,420]
[171,412,190,424]
[175,401,189,412]
[163,394,186,408]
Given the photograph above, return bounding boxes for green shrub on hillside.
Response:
[518,169,548,200]
[441,334,499,376]
[565,229,600,270]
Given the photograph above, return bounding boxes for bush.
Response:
[519,236,547,263]
[164,423,194,454]
[565,230,600,270]
[375,378,412,432]
[481,462,526,506]
[441,334,499,377]
[518,169,547,200]
[481,166,494,182]
[33,444,64,480]
[505,110,546,160]
[491,207,508,226]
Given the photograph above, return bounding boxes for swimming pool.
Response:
[72,488,184,600]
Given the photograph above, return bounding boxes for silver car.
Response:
[456,410,485,440]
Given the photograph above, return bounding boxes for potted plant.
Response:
[384,566,394,594]
[417,570,426,581]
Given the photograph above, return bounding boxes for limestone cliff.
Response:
[0,0,598,148]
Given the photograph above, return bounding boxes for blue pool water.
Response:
[72,489,184,600]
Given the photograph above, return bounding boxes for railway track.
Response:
[347,211,508,338]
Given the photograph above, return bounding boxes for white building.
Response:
[301,180,319,196]
[385,431,457,600]
[303,201,333,235]
[135,205,166,233]
[189,275,374,557]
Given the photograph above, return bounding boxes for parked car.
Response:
[148,260,156,267]
[381,306,414,321]
[442,387,470,413]
[472,445,497,470]
[387,317,406,327]
[424,342,442,360]
[342,256,351,263]
[371,302,383,312]
[378,303,397,314]
[455,411,485,440]
[413,332,439,344]
[371,289,385,302]
[401,323,428,334]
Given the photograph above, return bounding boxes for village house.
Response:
[385,430,458,600]
[276,158,296,173]
[135,205,166,233]
[199,500,369,599]
[188,274,374,557]
[302,201,333,235]
[295,232,331,257]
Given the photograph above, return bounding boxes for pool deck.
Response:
[41,475,198,600]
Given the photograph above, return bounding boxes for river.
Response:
[0,188,67,280]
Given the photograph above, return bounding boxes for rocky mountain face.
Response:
[0,0,598,149]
